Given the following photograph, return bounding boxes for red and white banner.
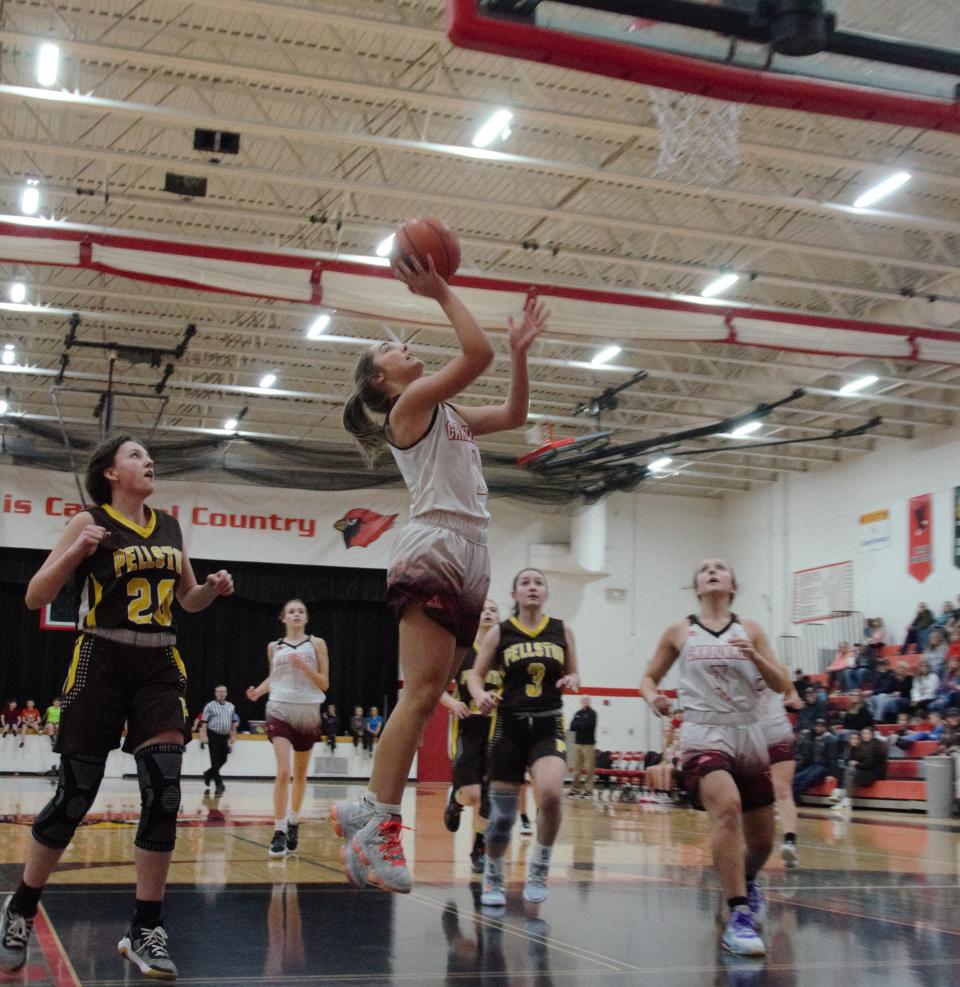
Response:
[908,493,933,582]
[0,465,408,568]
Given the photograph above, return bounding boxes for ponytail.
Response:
[342,349,393,467]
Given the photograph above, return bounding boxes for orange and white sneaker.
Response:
[330,798,375,888]
[350,815,413,894]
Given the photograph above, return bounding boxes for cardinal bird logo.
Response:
[333,508,398,549]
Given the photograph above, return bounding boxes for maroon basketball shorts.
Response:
[266,701,322,752]
[762,714,796,766]
[386,510,490,647]
[680,718,774,811]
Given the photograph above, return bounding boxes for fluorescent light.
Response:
[0,399,7,415]
[853,171,911,210]
[258,372,277,389]
[649,457,673,471]
[36,43,60,87]
[701,273,739,298]
[590,345,622,366]
[8,282,26,304]
[20,182,40,216]
[375,234,395,258]
[306,313,331,338]
[730,420,762,438]
[838,374,879,396]
[2,345,15,366]
[472,109,513,149]
[223,417,238,431]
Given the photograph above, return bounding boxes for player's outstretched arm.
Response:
[641,623,683,717]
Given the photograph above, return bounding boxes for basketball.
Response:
[390,216,461,282]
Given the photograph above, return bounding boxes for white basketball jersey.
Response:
[756,680,791,730]
[388,403,489,524]
[269,638,326,705]
[677,615,761,716]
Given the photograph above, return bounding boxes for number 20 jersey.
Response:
[75,504,184,637]
[497,616,567,714]
[676,615,760,716]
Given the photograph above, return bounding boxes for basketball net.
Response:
[648,87,744,187]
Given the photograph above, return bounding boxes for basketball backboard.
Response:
[448,0,960,133]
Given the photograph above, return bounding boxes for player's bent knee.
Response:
[486,789,519,847]
[32,752,107,848]
[135,743,183,852]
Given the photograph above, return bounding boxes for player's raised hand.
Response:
[393,254,448,300]
[651,694,672,717]
[557,673,580,693]
[507,295,548,355]
[728,637,759,664]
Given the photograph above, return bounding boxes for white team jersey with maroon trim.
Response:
[756,681,790,728]
[677,615,760,717]
[269,638,326,705]
[387,402,489,524]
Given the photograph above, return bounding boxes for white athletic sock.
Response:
[532,840,553,867]
[274,818,286,831]
[287,811,300,825]
[372,798,402,816]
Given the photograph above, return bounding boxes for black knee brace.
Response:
[135,743,183,852]
[32,752,107,848]
[479,781,491,821]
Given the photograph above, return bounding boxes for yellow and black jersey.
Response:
[74,504,184,636]
[496,615,567,714]
[454,643,502,713]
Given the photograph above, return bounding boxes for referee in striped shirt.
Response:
[200,685,239,796]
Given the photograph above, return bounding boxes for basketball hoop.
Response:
[648,88,744,187]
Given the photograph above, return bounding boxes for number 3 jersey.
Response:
[677,615,761,717]
[496,615,568,714]
[75,504,184,637]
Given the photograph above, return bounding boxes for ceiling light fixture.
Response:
[306,313,332,339]
[838,374,879,396]
[20,180,40,216]
[730,420,763,438]
[700,273,739,298]
[472,109,513,149]
[590,345,622,367]
[36,43,61,87]
[649,457,673,472]
[375,234,395,258]
[2,344,16,366]
[853,172,911,210]
[223,417,238,431]
[0,399,7,415]
[258,372,277,389]
[8,282,26,304]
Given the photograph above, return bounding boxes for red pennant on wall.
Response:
[908,493,933,582]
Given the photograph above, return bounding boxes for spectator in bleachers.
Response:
[1,699,20,738]
[19,700,42,746]
[868,660,913,723]
[322,704,339,753]
[43,698,61,747]
[904,603,935,651]
[923,630,949,678]
[793,719,839,799]
[947,629,960,662]
[792,668,813,697]
[938,708,960,754]
[933,601,955,631]
[910,659,940,715]
[831,725,888,812]
[929,659,960,714]
[840,690,874,733]
[349,706,365,749]
[842,643,875,692]
[825,643,855,692]
[863,617,889,654]
[797,687,826,732]
[895,710,944,750]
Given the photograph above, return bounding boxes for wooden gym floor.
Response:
[1,777,958,986]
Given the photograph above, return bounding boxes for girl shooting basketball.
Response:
[331,251,546,894]
[640,559,789,957]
